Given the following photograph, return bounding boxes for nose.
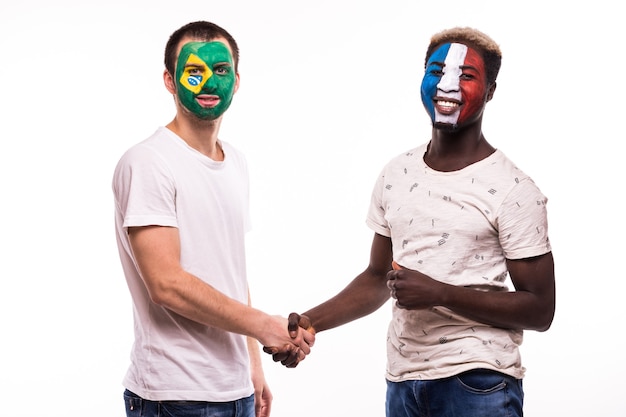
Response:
[202,73,218,92]
[436,69,461,93]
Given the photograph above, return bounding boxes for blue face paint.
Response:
[421,43,452,122]
[420,43,489,130]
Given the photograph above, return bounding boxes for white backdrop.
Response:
[1,1,623,416]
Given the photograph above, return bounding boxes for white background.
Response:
[1,1,623,416]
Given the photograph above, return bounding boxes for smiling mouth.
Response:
[196,95,220,108]
[434,99,461,115]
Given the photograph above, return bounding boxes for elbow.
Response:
[145,279,177,308]
[531,308,555,332]
[147,287,168,307]
[148,290,167,307]
[537,315,555,332]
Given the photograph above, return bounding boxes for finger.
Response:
[392,260,401,270]
[287,312,301,338]
[266,344,293,362]
[297,332,311,355]
[271,351,291,363]
[302,327,315,347]
[284,349,305,368]
[298,315,314,333]
[387,279,397,299]
[262,346,279,355]
[280,347,301,368]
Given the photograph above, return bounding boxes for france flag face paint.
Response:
[420,43,488,129]
[175,41,237,121]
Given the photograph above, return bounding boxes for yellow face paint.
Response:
[175,41,236,120]
[179,53,214,94]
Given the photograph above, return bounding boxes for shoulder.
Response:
[379,143,428,174]
[489,150,532,180]
[118,128,179,164]
[113,128,176,183]
[221,140,245,159]
[491,151,547,197]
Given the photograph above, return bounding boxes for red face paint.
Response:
[457,46,488,124]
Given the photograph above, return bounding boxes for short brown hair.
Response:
[164,21,240,76]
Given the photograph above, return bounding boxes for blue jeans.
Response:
[386,369,524,417]
[123,389,255,417]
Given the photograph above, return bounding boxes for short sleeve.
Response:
[365,168,391,237]
[113,146,178,230]
[496,178,551,259]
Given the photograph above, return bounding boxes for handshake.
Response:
[263,312,315,368]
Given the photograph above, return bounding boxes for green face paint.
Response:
[175,41,236,120]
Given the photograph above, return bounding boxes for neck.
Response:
[166,113,224,161]
[424,121,495,172]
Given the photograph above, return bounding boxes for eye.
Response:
[186,67,204,76]
[426,64,443,76]
[214,65,231,75]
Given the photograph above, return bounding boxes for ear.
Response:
[233,72,241,94]
[486,82,497,102]
[164,69,177,94]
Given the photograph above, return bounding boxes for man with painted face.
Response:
[273,27,555,417]
[112,21,314,417]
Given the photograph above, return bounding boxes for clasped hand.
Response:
[263,313,315,368]
[388,261,442,310]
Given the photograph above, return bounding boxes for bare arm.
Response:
[301,233,393,333]
[389,252,556,331]
[269,233,392,367]
[128,225,311,351]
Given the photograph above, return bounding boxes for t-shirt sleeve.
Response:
[365,168,391,237]
[496,177,551,259]
[113,146,178,230]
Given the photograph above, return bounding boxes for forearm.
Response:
[391,253,555,332]
[129,226,282,345]
[440,284,552,331]
[304,271,390,333]
[152,270,276,342]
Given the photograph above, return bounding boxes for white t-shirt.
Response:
[366,143,551,381]
[113,127,253,401]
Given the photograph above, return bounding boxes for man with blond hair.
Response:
[273,27,555,417]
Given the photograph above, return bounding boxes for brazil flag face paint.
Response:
[175,41,236,120]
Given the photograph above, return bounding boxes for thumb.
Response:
[392,261,404,270]
[287,312,301,338]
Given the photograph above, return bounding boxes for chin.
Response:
[433,121,460,132]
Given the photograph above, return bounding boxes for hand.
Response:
[263,313,315,368]
[262,314,315,368]
[262,343,304,368]
[387,261,444,310]
[288,312,314,338]
[281,313,315,367]
[250,363,272,417]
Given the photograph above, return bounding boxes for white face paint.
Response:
[434,43,468,125]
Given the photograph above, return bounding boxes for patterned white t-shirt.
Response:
[366,143,550,381]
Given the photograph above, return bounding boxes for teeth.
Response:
[437,100,459,108]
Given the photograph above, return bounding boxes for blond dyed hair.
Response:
[425,27,502,85]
